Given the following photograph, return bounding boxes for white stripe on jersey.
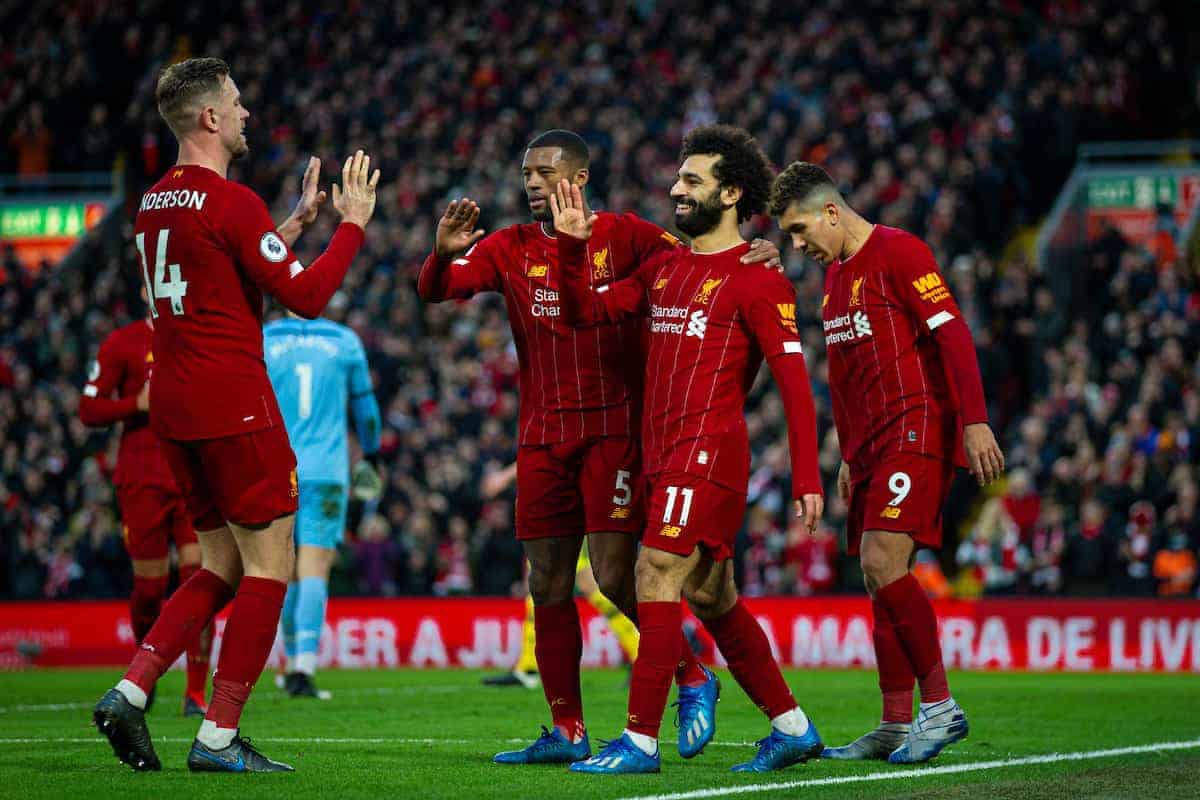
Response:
[288,260,304,277]
[783,341,803,354]
[926,310,954,330]
[880,273,908,451]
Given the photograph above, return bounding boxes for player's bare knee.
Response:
[860,533,908,587]
[685,562,737,619]
[130,558,169,578]
[635,547,688,602]
[528,564,573,605]
[592,559,632,605]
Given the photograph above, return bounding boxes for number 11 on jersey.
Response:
[135,228,189,317]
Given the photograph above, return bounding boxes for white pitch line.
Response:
[614,738,1200,800]
[0,686,460,714]
[0,702,92,714]
[0,735,760,748]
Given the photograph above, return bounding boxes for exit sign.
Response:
[0,202,106,239]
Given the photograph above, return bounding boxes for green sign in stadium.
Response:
[0,201,105,239]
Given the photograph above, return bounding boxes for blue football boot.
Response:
[569,733,661,774]
[674,666,720,758]
[731,720,823,772]
[494,725,590,765]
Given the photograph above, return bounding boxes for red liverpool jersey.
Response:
[133,164,363,441]
[560,238,822,498]
[418,212,682,445]
[821,225,964,471]
[79,319,175,489]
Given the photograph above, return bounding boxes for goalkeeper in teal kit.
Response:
[265,315,382,698]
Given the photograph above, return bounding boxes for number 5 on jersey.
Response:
[135,228,188,317]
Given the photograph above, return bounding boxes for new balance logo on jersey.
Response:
[686,310,708,339]
[912,272,950,303]
[654,277,669,291]
[527,264,548,278]
[693,278,724,304]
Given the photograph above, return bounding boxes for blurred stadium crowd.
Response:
[2,1,1198,600]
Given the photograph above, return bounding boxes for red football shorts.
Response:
[116,483,197,560]
[847,451,955,556]
[161,427,298,531]
[515,436,643,540]
[641,471,746,562]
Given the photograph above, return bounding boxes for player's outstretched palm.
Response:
[332,150,381,229]
[435,199,486,259]
[293,155,328,226]
[550,178,597,240]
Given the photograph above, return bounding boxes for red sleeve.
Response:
[222,186,363,319]
[886,232,987,424]
[742,273,822,498]
[932,318,988,424]
[620,212,684,265]
[559,232,653,326]
[416,233,504,302]
[79,334,140,426]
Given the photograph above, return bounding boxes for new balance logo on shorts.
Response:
[659,524,682,538]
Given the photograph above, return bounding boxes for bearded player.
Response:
[420,130,781,765]
[80,297,213,717]
[555,125,825,774]
[91,56,378,773]
[770,162,1004,764]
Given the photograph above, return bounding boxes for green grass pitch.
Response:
[0,668,1196,799]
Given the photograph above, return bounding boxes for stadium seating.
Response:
[1,1,1196,599]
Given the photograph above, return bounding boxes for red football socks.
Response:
[205,576,287,729]
[129,575,168,643]
[178,564,213,702]
[533,600,585,739]
[626,601,682,737]
[702,600,797,719]
[674,627,709,688]
[876,573,950,704]
[123,568,234,693]
[872,595,915,723]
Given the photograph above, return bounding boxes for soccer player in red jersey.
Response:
[80,306,213,717]
[770,162,1005,764]
[555,125,826,774]
[419,130,780,764]
[92,57,379,773]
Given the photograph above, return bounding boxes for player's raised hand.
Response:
[332,150,381,229]
[795,493,825,535]
[742,238,783,272]
[964,422,1005,486]
[292,155,328,226]
[549,178,597,240]
[837,461,851,503]
[435,199,486,259]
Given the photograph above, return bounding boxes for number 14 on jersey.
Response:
[135,228,188,317]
